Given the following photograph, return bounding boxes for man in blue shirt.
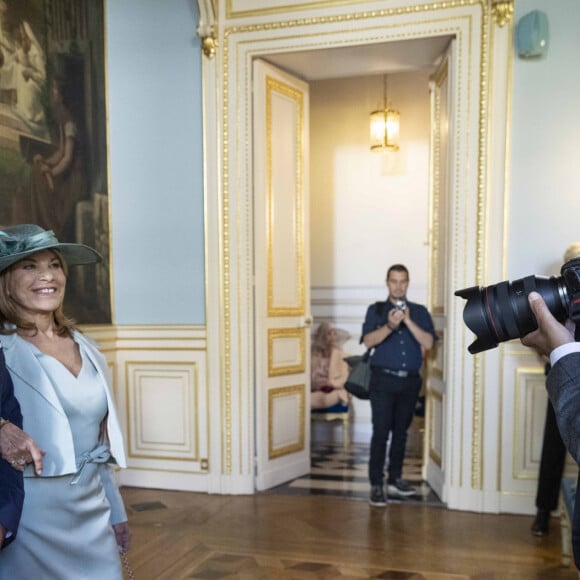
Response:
[361,264,436,506]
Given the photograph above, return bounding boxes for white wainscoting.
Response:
[499,343,577,514]
[83,325,209,492]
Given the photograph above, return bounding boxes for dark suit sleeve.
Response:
[0,348,24,548]
[545,351,580,569]
[546,351,580,465]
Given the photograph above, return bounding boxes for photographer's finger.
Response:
[521,328,539,348]
[527,291,551,324]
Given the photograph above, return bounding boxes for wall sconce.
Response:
[370,74,400,152]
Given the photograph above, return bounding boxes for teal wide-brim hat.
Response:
[0,224,102,273]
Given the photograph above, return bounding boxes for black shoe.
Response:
[387,478,417,497]
[369,484,387,506]
[531,509,550,536]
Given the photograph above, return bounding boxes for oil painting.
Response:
[0,0,110,323]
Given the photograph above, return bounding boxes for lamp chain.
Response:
[383,74,388,110]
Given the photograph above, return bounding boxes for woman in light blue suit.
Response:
[0,225,129,579]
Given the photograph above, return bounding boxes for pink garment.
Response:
[310,347,349,408]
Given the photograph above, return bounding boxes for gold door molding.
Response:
[203,0,513,504]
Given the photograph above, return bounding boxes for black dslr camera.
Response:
[454,258,580,354]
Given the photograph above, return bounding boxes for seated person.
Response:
[311,322,350,409]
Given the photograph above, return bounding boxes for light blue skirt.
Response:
[0,463,122,579]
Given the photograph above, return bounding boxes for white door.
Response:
[425,40,455,501]
[253,59,311,491]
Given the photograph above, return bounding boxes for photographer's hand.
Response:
[402,306,434,351]
[521,292,574,357]
[388,308,404,330]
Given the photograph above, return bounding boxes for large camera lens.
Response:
[455,275,569,354]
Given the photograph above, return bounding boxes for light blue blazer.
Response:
[0,330,127,476]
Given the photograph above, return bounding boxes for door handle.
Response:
[302,316,313,328]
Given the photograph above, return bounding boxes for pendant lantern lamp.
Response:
[370,74,400,152]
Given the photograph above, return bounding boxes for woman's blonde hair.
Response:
[312,322,349,354]
[564,242,580,263]
[0,249,77,336]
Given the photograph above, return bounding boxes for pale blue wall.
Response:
[509,0,580,278]
[106,0,205,324]
[104,0,580,322]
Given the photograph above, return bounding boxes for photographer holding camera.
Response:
[455,246,580,566]
[455,247,580,567]
[529,243,580,537]
[521,290,580,567]
[361,264,436,507]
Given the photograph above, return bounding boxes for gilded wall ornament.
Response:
[202,33,218,58]
[491,0,514,27]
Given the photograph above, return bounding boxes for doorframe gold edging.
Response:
[213,0,508,491]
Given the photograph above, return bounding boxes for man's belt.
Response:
[374,367,419,378]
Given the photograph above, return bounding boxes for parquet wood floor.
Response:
[121,431,575,579]
[121,486,577,579]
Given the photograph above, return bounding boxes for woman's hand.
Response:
[0,422,45,475]
[113,521,131,553]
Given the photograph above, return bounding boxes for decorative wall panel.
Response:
[513,367,548,479]
[267,77,305,316]
[268,384,305,459]
[85,325,209,492]
[268,328,306,377]
[127,363,198,460]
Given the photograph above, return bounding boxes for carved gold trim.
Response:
[201,32,218,58]
[497,16,515,494]
[429,330,445,381]
[225,1,482,33]
[222,29,233,475]
[491,0,514,28]
[428,388,443,467]
[268,384,306,459]
[471,0,493,492]
[266,76,306,317]
[429,58,449,316]
[431,367,443,382]
[221,0,491,489]
[268,328,306,377]
[227,0,371,19]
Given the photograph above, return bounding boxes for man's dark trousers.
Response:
[368,369,421,485]
[536,400,566,511]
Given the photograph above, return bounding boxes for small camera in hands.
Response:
[395,299,407,311]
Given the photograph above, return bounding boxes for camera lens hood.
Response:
[455,275,568,354]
